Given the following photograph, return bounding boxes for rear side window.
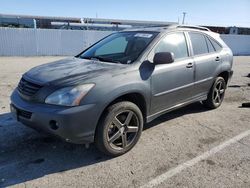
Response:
[154,32,188,59]
[205,36,215,53]
[189,33,208,55]
[209,37,222,51]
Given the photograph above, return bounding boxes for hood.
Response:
[24,57,126,85]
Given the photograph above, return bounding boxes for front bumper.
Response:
[10,89,99,144]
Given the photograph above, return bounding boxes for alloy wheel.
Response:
[213,80,225,105]
[107,110,139,150]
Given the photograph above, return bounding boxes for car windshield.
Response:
[78,31,158,64]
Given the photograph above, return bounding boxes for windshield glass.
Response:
[78,32,158,64]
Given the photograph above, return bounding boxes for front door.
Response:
[149,32,195,114]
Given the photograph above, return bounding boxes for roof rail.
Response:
[176,25,210,31]
[132,24,172,28]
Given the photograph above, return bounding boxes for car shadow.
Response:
[144,102,208,130]
[0,102,207,187]
[0,113,112,187]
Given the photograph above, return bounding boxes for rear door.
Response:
[149,32,195,114]
[187,32,222,96]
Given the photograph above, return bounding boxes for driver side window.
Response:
[153,32,188,60]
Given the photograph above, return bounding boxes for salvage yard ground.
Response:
[0,56,250,188]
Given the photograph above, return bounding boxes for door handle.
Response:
[186,62,193,68]
[215,57,220,62]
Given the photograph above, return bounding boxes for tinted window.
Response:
[154,33,188,59]
[205,36,215,53]
[189,33,208,55]
[209,38,222,51]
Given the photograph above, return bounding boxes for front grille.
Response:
[18,108,32,119]
[18,77,42,97]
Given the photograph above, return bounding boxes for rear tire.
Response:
[95,101,143,156]
[203,77,226,109]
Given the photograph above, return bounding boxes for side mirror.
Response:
[153,52,174,65]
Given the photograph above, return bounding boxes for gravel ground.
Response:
[0,56,249,188]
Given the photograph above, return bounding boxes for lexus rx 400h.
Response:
[11,25,233,156]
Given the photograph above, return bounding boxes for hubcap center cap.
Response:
[120,126,125,134]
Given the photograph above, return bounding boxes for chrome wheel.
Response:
[107,110,139,150]
[213,80,225,105]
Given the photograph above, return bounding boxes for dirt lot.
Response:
[0,56,249,188]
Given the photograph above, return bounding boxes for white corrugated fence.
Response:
[0,27,249,56]
[220,34,250,55]
[0,27,112,56]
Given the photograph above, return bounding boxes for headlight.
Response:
[45,84,95,106]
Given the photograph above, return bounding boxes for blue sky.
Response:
[0,0,250,27]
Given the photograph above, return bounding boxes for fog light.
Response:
[49,120,59,130]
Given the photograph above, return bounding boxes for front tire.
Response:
[95,101,143,156]
[203,77,226,109]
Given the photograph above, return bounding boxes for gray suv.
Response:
[10,25,233,156]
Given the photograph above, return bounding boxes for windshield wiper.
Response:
[82,56,121,64]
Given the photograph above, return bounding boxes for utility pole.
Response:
[182,12,187,25]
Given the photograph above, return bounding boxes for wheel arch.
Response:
[94,91,148,138]
[102,92,147,123]
[217,71,230,85]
